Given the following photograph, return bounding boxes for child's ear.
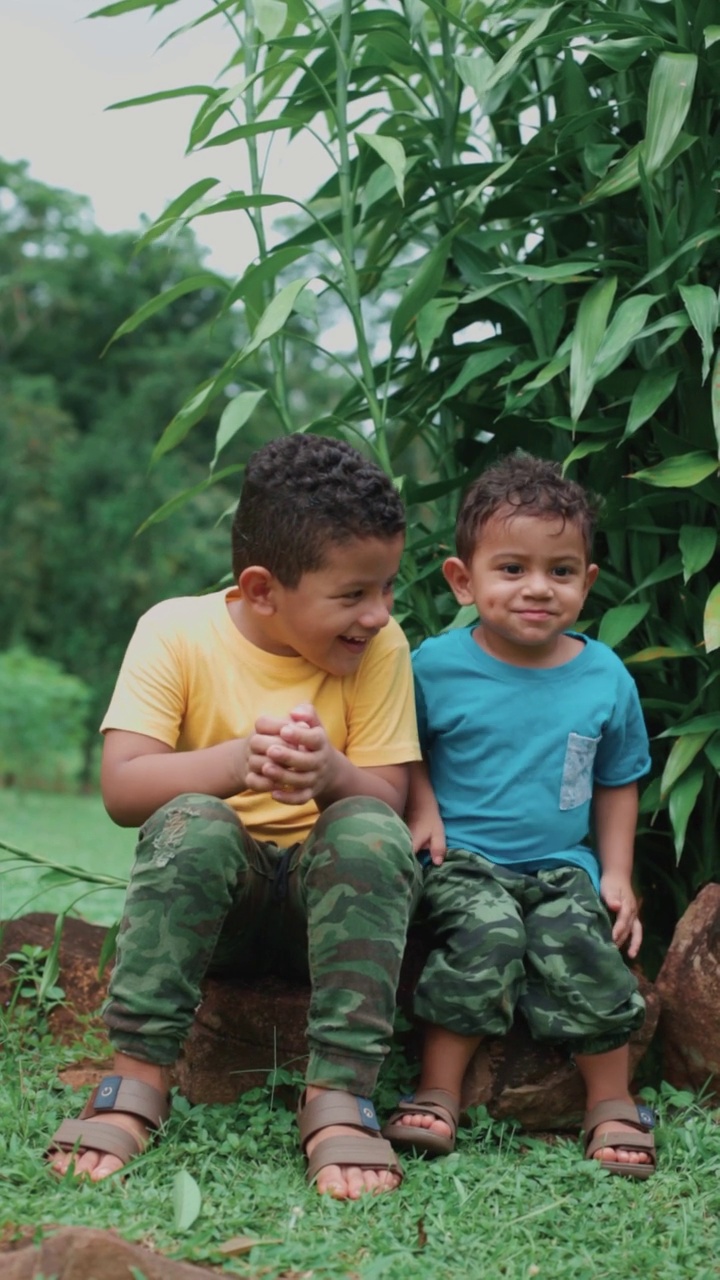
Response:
[442,556,475,606]
[584,563,600,597]
[238,566,277,614]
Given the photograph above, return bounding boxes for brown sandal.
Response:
[382,1088,460,1157]
[583,1100,657,1179]
[48,1075,170,1170]
[297,1090,403,1187]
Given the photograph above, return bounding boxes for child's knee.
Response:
[137,794,242,872]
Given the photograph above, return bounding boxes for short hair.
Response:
[455,452,600,563]
[231,433,405,586]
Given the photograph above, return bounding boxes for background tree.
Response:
[89,0,719,963]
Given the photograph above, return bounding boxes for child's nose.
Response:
[524,571,553,595]
[359,598,391,630]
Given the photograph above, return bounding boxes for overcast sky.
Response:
[0,0,328,277]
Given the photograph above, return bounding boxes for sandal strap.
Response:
[388,1088,460,1134]
[297,1090,381,1149]
[48,1118,144,1164]
[82,1076,170,1129]
[306,1134,402,1185]
[585,1128,656,1161]
[583,1100,655,1140]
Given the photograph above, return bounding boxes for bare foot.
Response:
[302,1086,401,1199]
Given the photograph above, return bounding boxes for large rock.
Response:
[0,1227,222,1280]
[1,913,658,1130]
[655,882,720,1100]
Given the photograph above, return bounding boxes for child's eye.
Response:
[343,590,364,601]
[552,566,574,578]
[501,564,523,575]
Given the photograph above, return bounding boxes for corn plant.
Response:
[87,0,719,959]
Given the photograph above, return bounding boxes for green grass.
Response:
[1,1013,719,1280]
[0,788,135,926]
[1,791,719,1277]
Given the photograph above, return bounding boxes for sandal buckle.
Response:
[355,1096,380,1131]
[94,1075,123,1110]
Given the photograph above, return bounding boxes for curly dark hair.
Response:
[455,452,601,564]
[231,433,405,585]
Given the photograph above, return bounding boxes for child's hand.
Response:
[407,811,447,866]
[244,715,291,793]
[260,703,337,805]
[600,873,642,959]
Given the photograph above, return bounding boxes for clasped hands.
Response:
[243,702,335,805]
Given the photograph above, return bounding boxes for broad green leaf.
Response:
[592,294,656,383]
[98,921,120,978]
[433,346,515,408]
[522,349,571,393]
[704,583,720,654]
[136,466,243,534]
[201,118,305,150]
[134,179,221,251]
[562,439,608,468]
[569,277,617,422]
[624,369,678,439]
[242,277,310,357]
[660,731,712,797]
[705,26,720,48]
[212,391,267,468]
[108,274,227,347]
[629,452,718,488]
[505,262,598,282]
[255,0,287,39]
[173,1170,202,1232]
[705,731,720,771]
[711,348,720,459]
[357,132,407,203]
[416,298,458,366]
[89,0,169,15]
[678,283,719,383]
[38,913,65,1002]
[483,6,563,94]
[584,131,696,204]
[390,238,452,351]
[659,714,720,738]
[668,763,704,863]
[454,52,494,97]
[644,53,697,175]
[624,555,683,598]
[445,604,479,632]
[625,646,695,663]
[579,37,650,71]
[597,603,650,650]
[679,525,717,583]
[107,86,215,111]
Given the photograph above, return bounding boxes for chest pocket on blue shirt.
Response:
[559,732,601,810]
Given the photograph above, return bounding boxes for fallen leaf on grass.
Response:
[216,1235,282,1256]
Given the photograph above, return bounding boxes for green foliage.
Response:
[0,649,90,788]
[94,0,719,959]
[1,1009,720,1278]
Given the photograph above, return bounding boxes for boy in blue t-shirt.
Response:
[383,454,656,1178]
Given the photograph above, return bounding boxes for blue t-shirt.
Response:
[412,627,651,891]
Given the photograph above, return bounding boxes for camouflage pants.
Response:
[104,793,422,1095]
[414,849,645,1056]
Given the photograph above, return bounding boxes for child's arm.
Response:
[593,781,642,958]
[405,760,446,865]
[101,718,298,827]
[256,704,409,815]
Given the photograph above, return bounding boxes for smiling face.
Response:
[234,532,404,677]
[443,508,598,668]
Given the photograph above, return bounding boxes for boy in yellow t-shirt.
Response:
[48,433,422,1199]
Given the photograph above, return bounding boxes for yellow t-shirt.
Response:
[101,589,421,845]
